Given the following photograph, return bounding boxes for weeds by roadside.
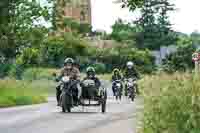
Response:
[138,72,200,133]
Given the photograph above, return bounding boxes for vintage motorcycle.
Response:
[125,78,137,101]
[112,80,122,100]
[58,76,107,113]
[59,76,78,112]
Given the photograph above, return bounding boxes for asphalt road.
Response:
[0,81,143,133]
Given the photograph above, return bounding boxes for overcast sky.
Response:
[91,0,200,34]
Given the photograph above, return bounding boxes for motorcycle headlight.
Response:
[62,76,70,83]
[128,82,133,87]
[116,83,121,87]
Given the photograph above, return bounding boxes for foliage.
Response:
[121,0,144,10]
[0,79,47,107]
[42,33,88,67]
[110,19,137,44]
[95,47,155,74]
[22,67,58,81]
[0,0,51,59]
[162,37,195,73]
[139,73,200,133]
[16,48,40,66]
[123,0,177,50]
[140,0,177,50]
[191,31,200,46]
[0,63,12,78]
[91,63,107,74]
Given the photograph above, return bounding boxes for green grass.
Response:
[0,79,48,107]
[138,72,200,133]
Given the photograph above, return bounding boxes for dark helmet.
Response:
[113,68,120,74]
[86,67,95,77]
[64,58,74,65]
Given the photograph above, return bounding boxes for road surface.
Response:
[0,81,143,133]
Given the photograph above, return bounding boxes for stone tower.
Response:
[63,0,92,24]
[54,0,92,32]
[55,0,92,28]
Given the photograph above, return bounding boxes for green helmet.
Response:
[64,58,74,65]
[86,67,95,73]
[113,68,120,73]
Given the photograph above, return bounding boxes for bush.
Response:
[96,48,155,74]
[16,47,40,66]
[22,67,58,81]
[139,73,200,133]
[42,33,88,67]
[91,62,107,74]
[162,41,195,73]
[0,63,11,77]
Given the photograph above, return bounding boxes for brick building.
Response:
[63,0,92,24]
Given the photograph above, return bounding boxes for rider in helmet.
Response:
[124,61,140,95]
[82,67,101,90]
[56,58,80,105]
[111,68,123,96]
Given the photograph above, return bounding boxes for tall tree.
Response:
[124,0,178,50]
[0,0,50,59]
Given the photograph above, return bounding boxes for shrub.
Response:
[16,47,40,66]
[42,33,88,67]
[22,67,58,81]
[91,62,107,74]
[0,63,11,77]
[96,48,155,74]
[162,41,195,73]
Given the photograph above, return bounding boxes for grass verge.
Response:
[138,72,200,133]
[0,79,48,108]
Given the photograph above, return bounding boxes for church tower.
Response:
[54,0,92,31]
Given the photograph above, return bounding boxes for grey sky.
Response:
[91,0,200,34]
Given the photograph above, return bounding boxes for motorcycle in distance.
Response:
[112,80,122,101]
[125,78,137,101]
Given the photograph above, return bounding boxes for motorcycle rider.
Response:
[56,58,81,106]
[111,68,123,96]
[82,67,101,90]
[123,61,140,95]
[81,67,101,97]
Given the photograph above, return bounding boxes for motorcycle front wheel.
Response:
[61,94,71,113]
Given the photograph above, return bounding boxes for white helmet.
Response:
[127,61,134,69]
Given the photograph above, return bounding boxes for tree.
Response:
[190,31,200,46]
[121,0,144,10]
[162,36,195,73]
[0,0,50,60]
[125,0,178,50]
[110,19,138,45]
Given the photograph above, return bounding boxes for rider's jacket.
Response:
[58,66,80,81]
[112,74,122,82]
[123,67,140,79]
[82,76,101,89]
